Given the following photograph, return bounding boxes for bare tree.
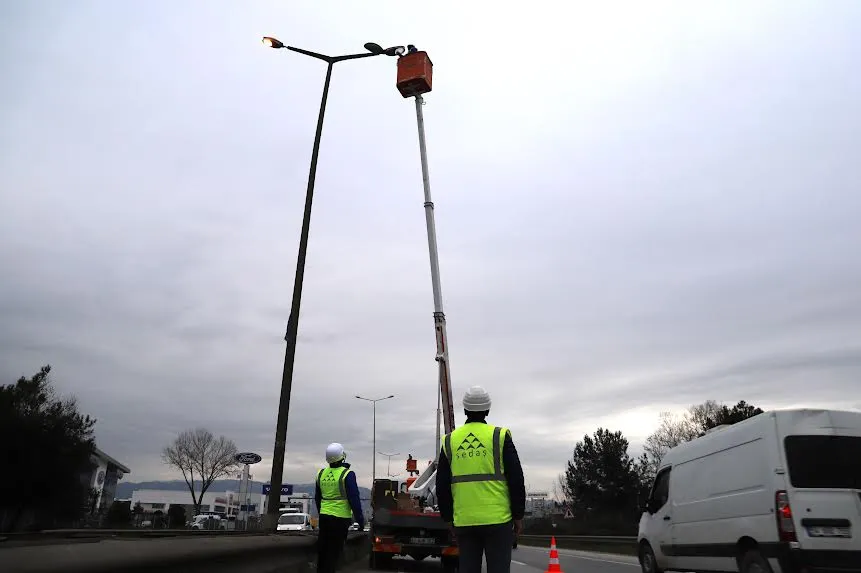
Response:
[162,428,239,515]
[687,400,723,433]
[642,400,725,473]
[551,478,564,503]
[643,411,697,474]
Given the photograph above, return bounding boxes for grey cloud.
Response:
[2,1,861,493]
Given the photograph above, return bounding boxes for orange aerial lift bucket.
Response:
[396,51,433,98]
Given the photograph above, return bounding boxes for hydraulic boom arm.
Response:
[416,93,455,440]
[405,93,455,503]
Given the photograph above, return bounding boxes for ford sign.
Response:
[235,452,262,465]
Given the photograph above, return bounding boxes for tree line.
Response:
[3,363,765,535]
[554,399,763,535]
[1,365,241,532]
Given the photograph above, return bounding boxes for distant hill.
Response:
[115,480,372,518]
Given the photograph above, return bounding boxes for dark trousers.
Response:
[455,521,513,573]
[317,514,351,573]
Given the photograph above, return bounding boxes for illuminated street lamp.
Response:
[262,37,403,533]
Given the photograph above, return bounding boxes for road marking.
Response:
[512,560,531,567]
[518,546,639,567]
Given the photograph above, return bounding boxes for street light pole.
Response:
[355,395,395,484]
[378,451,401,478]
[261,37,404,532]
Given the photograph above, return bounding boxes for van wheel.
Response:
[639,543,663,573]
[740,550,773,573]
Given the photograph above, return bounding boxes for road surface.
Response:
[350,546,640,573]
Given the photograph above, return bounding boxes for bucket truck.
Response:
[368,48,459,571]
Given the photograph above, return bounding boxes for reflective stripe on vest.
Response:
[317,466,353,519]
[442,423,512,526]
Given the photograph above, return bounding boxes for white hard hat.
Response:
[462,385,491,412]
[326,443,346,463]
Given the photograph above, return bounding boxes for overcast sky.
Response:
[2,1,860,493]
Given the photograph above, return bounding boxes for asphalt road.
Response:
[350,546,640,573]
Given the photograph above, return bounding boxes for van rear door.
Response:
[783,434,861,552]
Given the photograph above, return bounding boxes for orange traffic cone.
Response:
[545,536,564,573]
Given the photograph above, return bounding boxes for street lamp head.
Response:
[262,36,285,49]
[366,43,406,57]
[387,394,395,399]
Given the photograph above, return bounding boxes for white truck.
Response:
[638,408,861,573]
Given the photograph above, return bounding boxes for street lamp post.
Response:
[378,451,401,478]
[355,395,395,484]
[261,37,404,532]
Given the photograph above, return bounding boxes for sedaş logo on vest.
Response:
[455,432,489,460]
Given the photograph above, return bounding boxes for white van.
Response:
[276,511,313,532]
[638,409,860,573]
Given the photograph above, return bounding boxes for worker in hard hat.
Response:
[315,443,365,573]
[436,386,526,573]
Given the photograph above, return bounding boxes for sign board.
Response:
[235,452,262,465]
[262,484,294,496]
[564,508,575,519]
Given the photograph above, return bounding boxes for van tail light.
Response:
[776,491,797,542]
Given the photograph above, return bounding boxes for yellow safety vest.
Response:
[442,422,512,527]
[317,466,353,519]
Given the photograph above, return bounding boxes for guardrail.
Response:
[0,529,271,546]
[2,530,368,573]
[521,535,637,543]
[518,534,639,556]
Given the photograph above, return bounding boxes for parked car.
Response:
[190,514,229,530]
[638,409,861,573]
[276,512,313,532]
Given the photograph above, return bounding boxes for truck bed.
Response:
[373,508,448,530]
[370,508,457,570]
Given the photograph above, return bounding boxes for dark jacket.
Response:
[314,461,365,527]
[435,417,526,524]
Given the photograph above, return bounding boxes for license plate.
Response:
[409,537,435,545]
[806,525,851,538]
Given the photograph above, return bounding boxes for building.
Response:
[525,491,552,519]
[130,489,255,518]
[260,492,312,516]
[82,447,131,512]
